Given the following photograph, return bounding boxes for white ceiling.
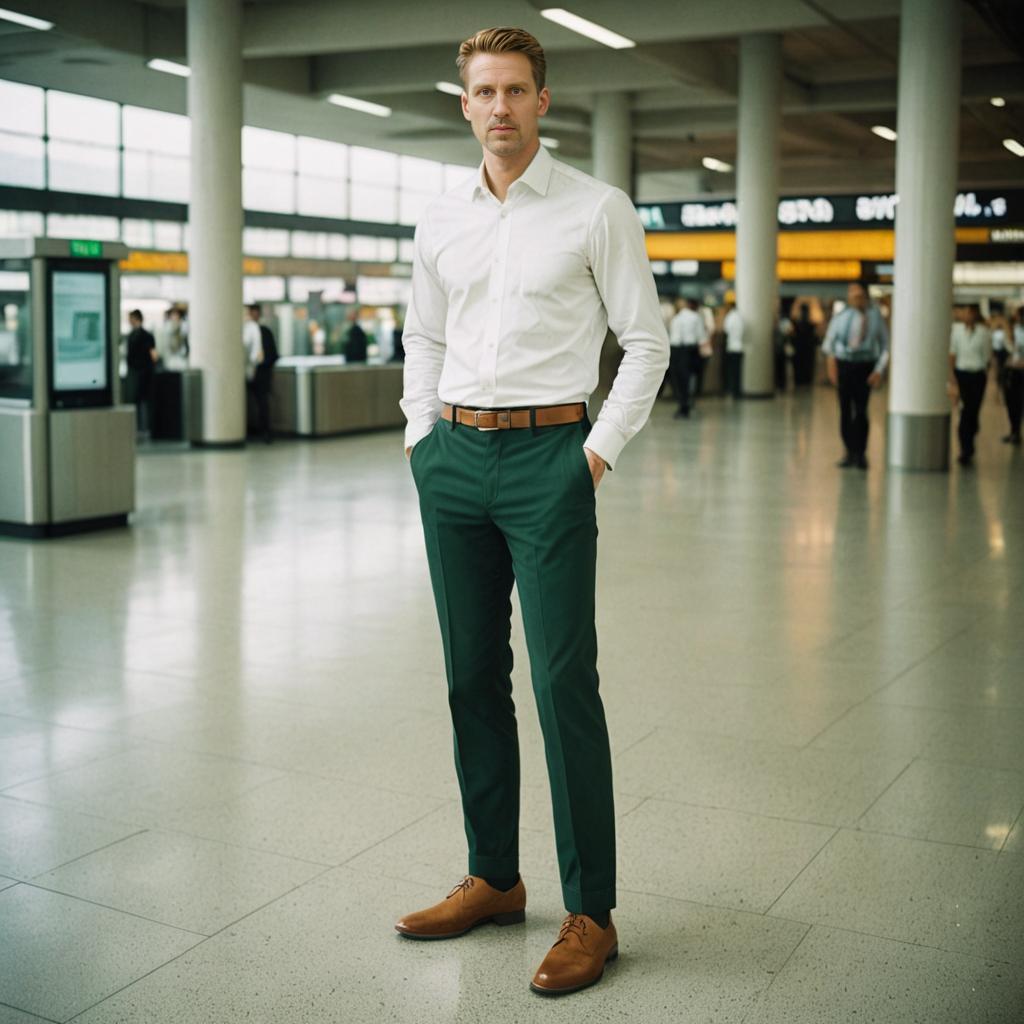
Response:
[1,0,1022,196]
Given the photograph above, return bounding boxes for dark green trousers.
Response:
[410,414,616,914]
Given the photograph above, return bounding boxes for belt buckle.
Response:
[474,409,506,431]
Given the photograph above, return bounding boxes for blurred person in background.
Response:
[948,303,992,467]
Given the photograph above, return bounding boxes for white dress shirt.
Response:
[242,319,263,382]
[668,307,705,348]
[400,144,669,469]
[723,308,743,353]
[949,323,992,372]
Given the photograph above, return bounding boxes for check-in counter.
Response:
[270,357,405,436]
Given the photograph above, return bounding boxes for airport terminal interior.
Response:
[1,0,1023,1021]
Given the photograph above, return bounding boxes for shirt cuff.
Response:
[583,419,627,471]
[404,418,436,454]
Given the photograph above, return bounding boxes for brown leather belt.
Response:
[441,403,585,431]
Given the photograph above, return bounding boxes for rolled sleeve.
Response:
[399,212,448,451]
[586,189,670,470]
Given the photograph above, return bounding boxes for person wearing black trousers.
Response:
[1003,308,1024,446]
[948,305,992,466]
[822,282,889,469]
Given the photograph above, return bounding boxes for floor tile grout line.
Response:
[63,859,347,1020]
[796,625,976,753]
[998,802,1024,854]
[0,1000,60,1024]
[853,756,918,825]
[337,799,459,869]
[12,879,210,938]
[738,923,813,1024]
[760,827,840,918]
[26,828,151,882]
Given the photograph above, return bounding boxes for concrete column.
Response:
[735,34,782,397]
[592,92,632,194]
[188,0,244,445]
[887,0,960,470]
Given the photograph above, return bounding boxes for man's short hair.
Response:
[456,27,546,92]
[247,303,262,316]
[129,309,142,320]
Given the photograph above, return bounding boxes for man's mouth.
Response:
[490,125,515,132]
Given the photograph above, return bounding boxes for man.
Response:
[252,304,279,444]
[242,303,264,438]
[948,304,992,466]
[397,26,668,997]
[668,297,705,417]
[822,282,889,469]
[723,302,744,399]
[125,309,157,437]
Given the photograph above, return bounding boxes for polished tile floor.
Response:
[1,384,1022,1023]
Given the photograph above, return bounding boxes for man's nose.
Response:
[493,91,510,115]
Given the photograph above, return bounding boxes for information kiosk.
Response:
[0,237,135,538]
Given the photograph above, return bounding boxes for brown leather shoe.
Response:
[530,913,618,995]
[395,875,526,940]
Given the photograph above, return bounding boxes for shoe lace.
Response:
[446,876,475,900]
[554,913,588,946]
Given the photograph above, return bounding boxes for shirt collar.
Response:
[471,143,553,202]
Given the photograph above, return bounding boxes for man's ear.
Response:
[461,91,471,122]
[537,87,551,117]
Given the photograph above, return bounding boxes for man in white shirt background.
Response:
[822,281,889,469]
[948,304,992,466]
[723,302,744,399]
[668,297,706,417]
[396,26,668,997]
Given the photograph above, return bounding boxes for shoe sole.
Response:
[529,946,619,996]
[395,909,525,940]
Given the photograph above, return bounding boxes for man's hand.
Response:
[827,356,838,387]
[405,446,412,460]
[867,371,882,388]
[583,447,607,490]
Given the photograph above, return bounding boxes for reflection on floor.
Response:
[0,385,1022,1023]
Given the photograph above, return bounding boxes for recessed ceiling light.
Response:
[1003,138,1024,157]
[871,125,898,142]
[435,81,463,97]
[541,8,635,49]
[702,157,733,173]
[540,136,560,149]
[327,93,392,118]
[0,7,53,30]
[147,58,190,78]
[990,96,1006,107]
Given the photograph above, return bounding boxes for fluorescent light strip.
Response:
[327,93,392,118]
[435,81,464,97]
[541,8,635,49]
[990,96,1006,108]
[0,7,53,30]
[147,58,190,78]
[702,156,733,173]
[1004,138,1024,157]
[540,136,560,149]
[871,125,897,142]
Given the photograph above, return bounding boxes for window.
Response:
[121,219,155,248]
[47,90,119,145]
[400,155,444,193]
[297,176,346,218]
[243,126,296,172]
[48,141,120,196]
[350,146,398,185]
[243,227,290,257]
[350,182,396,223]
[0,80,44,135]
[123,150,189,202]
[291,231,348,260]
[378,237,398,262]
[243,168,295,214]
[45,214,120,241]
[0,132,44,188]
[297,136,346,177]
[349,235,381,261]
[153,221,184,250]
[123,106,190,155]
[0,210,45,237]
[398,238,416,263]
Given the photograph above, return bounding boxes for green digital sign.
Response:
[69,239,103,258]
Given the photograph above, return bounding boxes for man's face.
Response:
[847,284,868,311]
[461,51,550,159]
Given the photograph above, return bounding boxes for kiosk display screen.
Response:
[48,262,112,408]
[52,270,107,392]
[0,261,32,402]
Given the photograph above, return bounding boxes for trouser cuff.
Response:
[563,884,616,916]
[468,853,519,878]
